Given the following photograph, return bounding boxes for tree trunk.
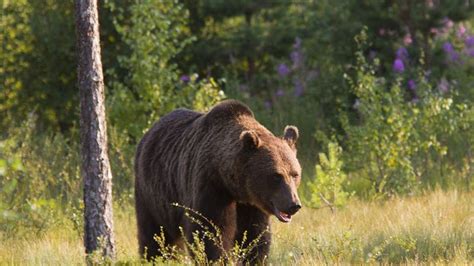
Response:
[75,0,115,259]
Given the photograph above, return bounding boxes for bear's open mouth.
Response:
[271,203,292,223]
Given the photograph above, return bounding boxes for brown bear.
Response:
[134,99,302,263]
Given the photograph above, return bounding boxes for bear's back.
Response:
[135,108,202,183]
[135,100,257,191]
[202,99,253,126]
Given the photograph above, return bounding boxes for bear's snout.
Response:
[285,203,302,215]
[272,200,302,223]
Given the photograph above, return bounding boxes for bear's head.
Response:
[238,125,302,223]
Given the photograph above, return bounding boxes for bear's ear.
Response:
[240,130,261,150]
[283,125,299,149]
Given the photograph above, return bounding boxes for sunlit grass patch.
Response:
[270,189,473,264]
[0,189,472,264]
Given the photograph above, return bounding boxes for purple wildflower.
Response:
[180,75,190,83]
[465,48,474,57]
[438,78,449,93]
[291,51,303,68]
[465,36,474,47]
[411,96,420,104]
[449,51,460,62]
[407,79,416,90]
[396,47,409,60]
[392,58,405,73]
[442,42,461,63]
[293,80,304,97]
[425,70,432,79]
[290,37,303,69]
[369,50,377,60]
[443,42,454,53]
[442,17,454,29]
[277,63,290,77]
[275,88,285,97]
[264,100,272,109]
[293,37,302,49]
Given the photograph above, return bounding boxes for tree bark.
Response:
[75,0,115,259]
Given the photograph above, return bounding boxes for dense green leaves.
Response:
[106,0,224,138]
[338,31,474,196]
[307,142,350,208]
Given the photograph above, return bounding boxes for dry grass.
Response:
[0,189,472,265]
[271,189,473,264]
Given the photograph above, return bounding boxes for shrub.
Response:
[307,142,350,209]
[106,0,225,139]
[0,118,76,237]
[341,29,474,197]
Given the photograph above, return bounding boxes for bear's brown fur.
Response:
[134,99,302,263]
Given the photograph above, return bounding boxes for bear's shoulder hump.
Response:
[204,100,254,122]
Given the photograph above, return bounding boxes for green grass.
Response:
[0,189,472,265]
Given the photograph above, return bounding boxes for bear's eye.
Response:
[289,171,299,180]
[272,174,284,184]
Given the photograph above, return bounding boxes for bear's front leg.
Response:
[184,185,237,263]
[235,203,271,264]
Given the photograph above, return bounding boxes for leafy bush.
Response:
[340,30,474,197]
[307,142,350,209]
[106,0,225,139]
[0,118,77,237]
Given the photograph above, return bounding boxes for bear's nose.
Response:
[287,204,301,215]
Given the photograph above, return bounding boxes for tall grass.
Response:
[1,189,471,264]
[271,189,473,264]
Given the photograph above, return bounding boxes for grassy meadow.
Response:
[1,189,472,265]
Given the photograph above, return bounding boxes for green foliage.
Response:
[0,0,33,129]
[0,118,77,237]
[342,65,418,194]
[0,119,142,237]
[181,0,295,85]
[307,142,350,208]
[181,76,226,112]
[106,0,224,138]
[340,30,474,196]
[0,139,24,236]
[1,0,77,130]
